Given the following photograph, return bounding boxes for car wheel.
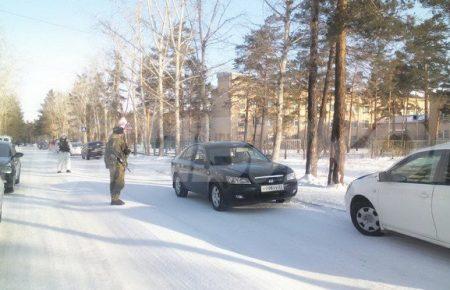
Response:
[174,175,188,198]
[351,200,382,236]
[210,184,227,211]
[15,169,20,185]
[6,176,15,193]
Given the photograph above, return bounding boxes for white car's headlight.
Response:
[226,176,251,184]
[286,172,296,181]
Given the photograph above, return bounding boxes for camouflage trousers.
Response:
[109,163,125,200]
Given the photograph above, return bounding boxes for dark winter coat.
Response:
[104,133,130,169]
[59,138,71,153]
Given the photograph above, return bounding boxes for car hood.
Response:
[0,157,11,166]
[214,162,290,178]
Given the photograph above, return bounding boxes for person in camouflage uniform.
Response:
[104,127,130,205]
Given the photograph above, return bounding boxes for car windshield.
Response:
[0,144,11,157]
[207,145,269,165]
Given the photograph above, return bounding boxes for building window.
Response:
[362,120,369,129]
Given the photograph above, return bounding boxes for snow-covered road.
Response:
[1,148,450,290]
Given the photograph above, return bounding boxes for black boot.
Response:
[111,199,125,206]
[66,170,71,173]
[57,171,62,173]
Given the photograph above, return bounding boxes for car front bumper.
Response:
[222,181,298,206]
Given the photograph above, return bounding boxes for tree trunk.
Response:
[174,62,181,154]
[328,0,347,185]
[272,1,292,161]
[244,93,250,142]
[424,63,430,140]
[318,43,335,154]
[158,62,165,157]
[346,70,358,153]
[305,0,320,177]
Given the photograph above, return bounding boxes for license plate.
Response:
[261,184,284,192]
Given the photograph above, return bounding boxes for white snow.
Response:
[1,148,450,290]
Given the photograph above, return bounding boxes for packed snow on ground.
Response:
[1,147,449,290]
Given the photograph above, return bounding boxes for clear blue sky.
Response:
[0,0,267,121]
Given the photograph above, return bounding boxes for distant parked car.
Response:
[0,174,4,221]
[346,142,450,248]
[0,141,23,193]
[71,142,83,156]
[82,141,104,160]
[171,141,298,211]
[37,141,49,150]
[0,135,12,143]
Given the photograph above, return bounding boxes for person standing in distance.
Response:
[57,134,71,173]
[104,126,130,205]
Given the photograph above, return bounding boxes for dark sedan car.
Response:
[0,141,23,193]
[0,174,5,221]
[81,141,104,160]
[171,141,298,211]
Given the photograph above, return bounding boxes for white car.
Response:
[0,135,12,143]
[346,142,450,248]
[71,142,83,156]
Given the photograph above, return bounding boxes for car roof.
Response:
[413,142,450,154]
[195,141,250,149]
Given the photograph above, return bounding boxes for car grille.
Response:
[253,175,284,185]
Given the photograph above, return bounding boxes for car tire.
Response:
[5,176,14,194]
[351,200,383,236]
[15,170,20,185]
[210,184,227,211]
[174,175,188,198]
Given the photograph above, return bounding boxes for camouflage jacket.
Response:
[104,134,130,169]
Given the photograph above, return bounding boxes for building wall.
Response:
[207,72,448,146]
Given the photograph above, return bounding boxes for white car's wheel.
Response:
[351,200,382,236]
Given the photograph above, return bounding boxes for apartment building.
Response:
[210,72,449,147]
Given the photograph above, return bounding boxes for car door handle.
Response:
[419,192,431,198]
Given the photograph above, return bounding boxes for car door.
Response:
[377,150,444,239]
[432,150,450,244]
[178,146,195,190]
[190,146,209,195]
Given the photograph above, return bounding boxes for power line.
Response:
[0,8,91,34]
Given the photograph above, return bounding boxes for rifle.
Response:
[112,152,131,172]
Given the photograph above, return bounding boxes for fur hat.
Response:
[113,127,124,134]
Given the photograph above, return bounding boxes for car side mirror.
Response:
[14,152,24,158]
[379,171,389,182]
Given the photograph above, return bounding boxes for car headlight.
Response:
[225,176,251,184]
[286,172,296,181]
[1,164,12,174]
